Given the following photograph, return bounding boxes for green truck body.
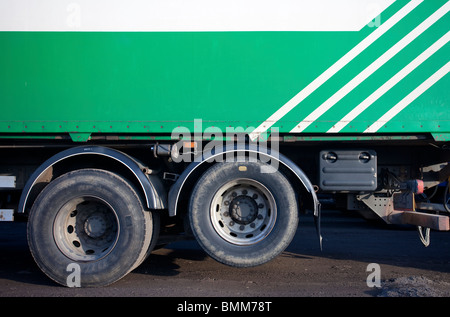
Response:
[0,0,449,287]
[1,0,448,140]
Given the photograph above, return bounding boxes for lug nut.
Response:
[239,225,245,231]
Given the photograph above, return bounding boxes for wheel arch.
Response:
[18,146,167,215]
[168,144,320,218]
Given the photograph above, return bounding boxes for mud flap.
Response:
[314,203,323,251]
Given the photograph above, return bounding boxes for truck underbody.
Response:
[0,132,449,286]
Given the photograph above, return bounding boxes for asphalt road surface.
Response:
[1,208,450,298]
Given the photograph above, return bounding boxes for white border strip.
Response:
[328,30,450,133]
[0,0,393,32]
[364,61,450,133]
[249,0,422,140]
[290,0,450,133]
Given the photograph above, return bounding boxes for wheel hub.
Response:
[210,179,277,246]
[53,196,119,262]
[84,214,107,238]
[229,195,258,225]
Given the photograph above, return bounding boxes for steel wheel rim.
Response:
[210,178,277,246]
[53,196,119,262]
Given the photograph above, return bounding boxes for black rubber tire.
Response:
[27,169,158,287]
[189,161,299,268]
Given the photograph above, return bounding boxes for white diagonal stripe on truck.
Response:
[248,0,422,140]
[328,30,450,133]
[364,61,450,133]
[290,0,450,133]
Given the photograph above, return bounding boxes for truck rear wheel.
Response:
[189,161,299,267]
[27,169,158,287]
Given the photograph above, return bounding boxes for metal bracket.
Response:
[163,172,180,182]
[0,209,14,221]
[0,176,16,189]
[357,193,450,232]
[356,194,396,224]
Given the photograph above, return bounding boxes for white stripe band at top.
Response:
[0,0,393,32]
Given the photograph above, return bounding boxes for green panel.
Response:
[0,0,448,140]
[0,31,356,133]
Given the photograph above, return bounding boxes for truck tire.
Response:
[27,169,158,287]
[189,161,299,267]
